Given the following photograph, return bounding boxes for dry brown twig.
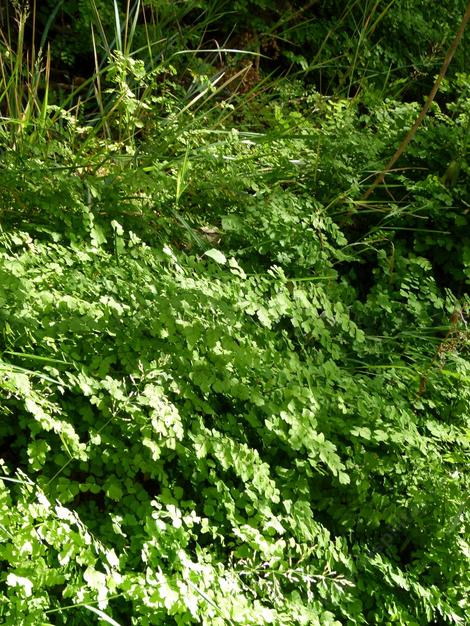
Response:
[362,1,470,201]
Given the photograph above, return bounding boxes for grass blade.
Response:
[83,604,123,626]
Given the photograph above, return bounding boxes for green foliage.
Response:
[0,1,469,625]
[212,0,469,99]
[1,218,467,624]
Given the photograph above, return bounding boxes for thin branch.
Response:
[362,1,470,200]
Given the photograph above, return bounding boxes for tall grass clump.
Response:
[0,2,52,145]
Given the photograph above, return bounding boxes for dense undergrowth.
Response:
[0,1,469,624]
